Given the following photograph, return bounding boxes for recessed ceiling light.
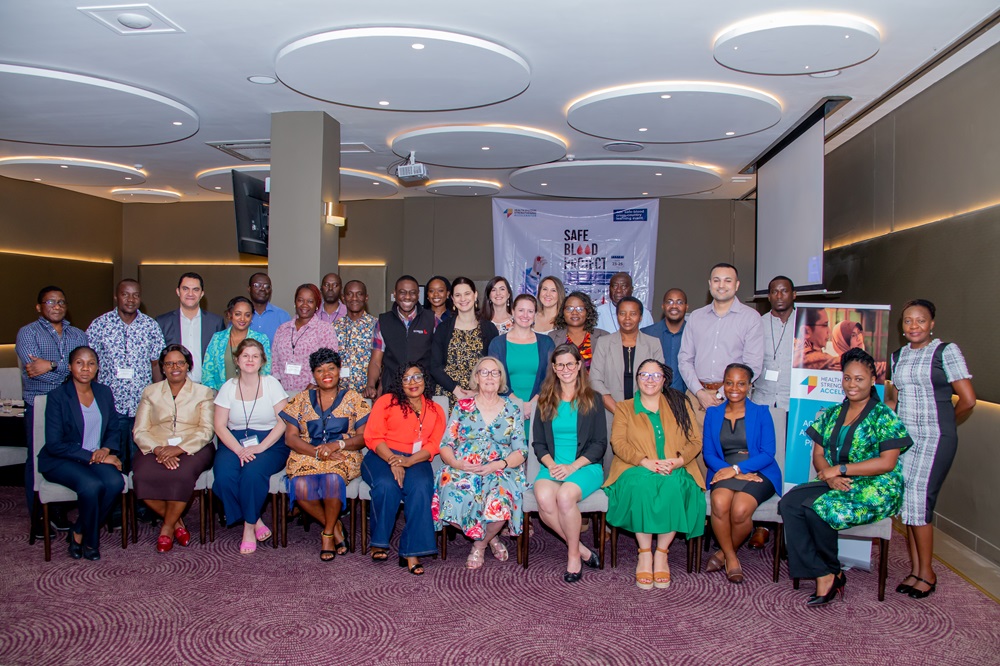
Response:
[660,94,671,99]
[725,131,735,136]
[378,100,390,106]
[733,46,738,50]
[411,43,425,50]
[60,165,69,168]
[481,146,490,150]
[655,173,662,176]
[124,177,132,180]
[372,182,380,185]
[540,183,547,186]
[33,178,41,181]
[214,186,221,190]
[638,127,648,132]
[172,121,183,126]
[248,76,277,85]
[116,12,153,30]
[845,34,850,39]
[804,65,810,70]
[642,192,648,195]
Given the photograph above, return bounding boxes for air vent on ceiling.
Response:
[78,4,184,35]
[206,140,271,162]
[603,141,644,153]
[341,142,374,154]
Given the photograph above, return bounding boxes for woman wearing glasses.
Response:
[202,296,272,391]
[433,357,527,569]
[363,363,446,575]
[532,343,608,582]
[548,291,608,370]
[132,344,216,552]
[605,359,705,589]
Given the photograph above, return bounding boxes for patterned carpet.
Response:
[0,488,998,666]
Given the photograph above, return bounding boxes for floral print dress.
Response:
[432,397,527,538]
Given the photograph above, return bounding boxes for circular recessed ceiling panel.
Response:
[392,125,566,169]
[275,27,530,111]
[509,160,722,199]
[425,179,501,197]
[111,188,181,203]
[0,64,198,146]
[714,12,881,75]
[196,165,399,200]
[0,156,146,186]
[567,82,781,143]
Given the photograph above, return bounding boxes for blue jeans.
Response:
[361,453,437,558]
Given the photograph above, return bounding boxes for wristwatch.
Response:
[839,464,848,476]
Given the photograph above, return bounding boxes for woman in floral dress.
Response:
[433,357,527,569]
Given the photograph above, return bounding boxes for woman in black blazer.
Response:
[39,346,125,561]
[531,343,608,582]
[430,277,499,407]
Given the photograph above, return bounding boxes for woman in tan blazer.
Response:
[605,358,705,590]
[132,344,216,552]
[590,297,665,414]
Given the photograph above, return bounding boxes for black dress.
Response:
[712,418,776,504]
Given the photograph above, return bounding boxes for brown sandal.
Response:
[635,548,654,590]
[654,547,671,589]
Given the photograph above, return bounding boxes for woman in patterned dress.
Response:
[547,291,608,371]
[280,348,369,561]
[481,276,515,335]
[202,296,271,391]
[886,299,976,599]
[779,348,912,606]
[433,357,527,569]
[431,277,499,408]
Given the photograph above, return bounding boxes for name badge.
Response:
[285,363,302,376]
[116,368,135,380]
[240,435,260,448]
[340,366,351,378]
[411,439,423,454]
[765,369,780,382]
[167,437,182,447]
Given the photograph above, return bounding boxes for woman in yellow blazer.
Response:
[132,344,216,552]
[605,358,705,590]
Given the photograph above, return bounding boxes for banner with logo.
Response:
[785,303,891,488]
[492,198,659,311]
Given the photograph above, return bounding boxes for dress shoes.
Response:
[156,535,174,553]
[67,532,83,560]
[581,549,600,569]
[82,547,101,561]
[748,526,770,550]
[563,570,583,583]
[174,527,191,547]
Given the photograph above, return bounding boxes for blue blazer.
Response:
[703,399,782,495]
[488,332,555,400]
[38,381,120,476]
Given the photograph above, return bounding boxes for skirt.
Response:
[712,475,776,505]
[606,467,705,536]
[133,445,215,501]
[535,462,604,500]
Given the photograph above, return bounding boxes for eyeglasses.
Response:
[42,299,67,307]
[162,361,188,369]
[638,372,664,381]
[477,369,501,378]
[563,306,586,314]
[664,299,686,306]
[250,282,271,289]
[554,362,578,371]
[401,374,424,384]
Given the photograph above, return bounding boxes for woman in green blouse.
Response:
[779,348,912,606]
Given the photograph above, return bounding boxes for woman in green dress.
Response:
[488,294,555,423]
[605,359,705,590]
[532,343,607,583]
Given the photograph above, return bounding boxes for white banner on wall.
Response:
[492,198,659,310]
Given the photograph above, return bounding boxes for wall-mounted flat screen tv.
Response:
[233,170,269,256]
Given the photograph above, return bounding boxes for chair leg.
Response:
[440,525,447,561]
[129,492,138,544]
[597,513,606,570]
[878,537,889,601]
[610,525,618,569]
[695,535,703,572]
[360,500,368,556]
[43,502,52,562]
[772,523,783,583]
[280,495,288,548]
[522,513,531,569]
[198,490,206,545]
[121,493,128,549]
[349,498,357,553]
[207,490,215,543]
[270,494,278,549]
[686,536,693,574]
[793,577,800,590]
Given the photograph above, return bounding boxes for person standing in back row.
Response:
[596,272,654,333]
[365,275,437,398]
[317,273,347,324]
[155,272,224,384]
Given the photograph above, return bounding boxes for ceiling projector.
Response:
[396,150,428,182]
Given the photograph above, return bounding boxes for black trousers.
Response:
[778,482,841,579]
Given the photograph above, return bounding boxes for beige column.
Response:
[268,111,340,312]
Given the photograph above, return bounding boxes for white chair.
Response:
[0,367,27,468]
[519,411,609,570]
[32,395,128,561]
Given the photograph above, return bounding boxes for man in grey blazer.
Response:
[155,272,224,383]
[590,296,664,414]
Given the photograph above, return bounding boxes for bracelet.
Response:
[339,440,346,451]
[498,459,508,470]
[732,464,741,474]
[315,447,321,460]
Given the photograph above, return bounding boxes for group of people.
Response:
[16,265,974,605]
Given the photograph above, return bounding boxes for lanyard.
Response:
[413,398,426,439]
[770,314,789,361]
[290,320,309,352]
[238,375,261,437]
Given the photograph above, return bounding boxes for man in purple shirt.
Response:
[316,272,346,323]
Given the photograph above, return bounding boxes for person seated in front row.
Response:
[779,348,911,606]
[362,363,446,575]
[605,360,705,590]
[132,344,216,553]
[531,343,607,583]
[280,348,369,562]
[212,339,289,555]
[702,363,782,583]
[38,346,124,561]
[433,357,527,570]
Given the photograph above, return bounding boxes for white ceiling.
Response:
[0,1,996,203]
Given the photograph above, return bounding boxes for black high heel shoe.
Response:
[907,576,936,599]
[66,531,83,560]
[807,572,846,606]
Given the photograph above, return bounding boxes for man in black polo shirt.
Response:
[364,275,436,398]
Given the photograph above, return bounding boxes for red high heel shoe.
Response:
[174,526,191,547]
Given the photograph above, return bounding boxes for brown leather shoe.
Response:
[705,550,726,573]
[748,526,769,550]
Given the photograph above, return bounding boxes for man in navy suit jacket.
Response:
[155,272,224,384]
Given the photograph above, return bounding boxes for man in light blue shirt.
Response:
[595,272,654,333]
[247,272,290,345]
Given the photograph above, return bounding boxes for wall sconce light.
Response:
[323,201,346,227]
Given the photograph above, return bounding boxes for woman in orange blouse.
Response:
[362,362,446,575]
